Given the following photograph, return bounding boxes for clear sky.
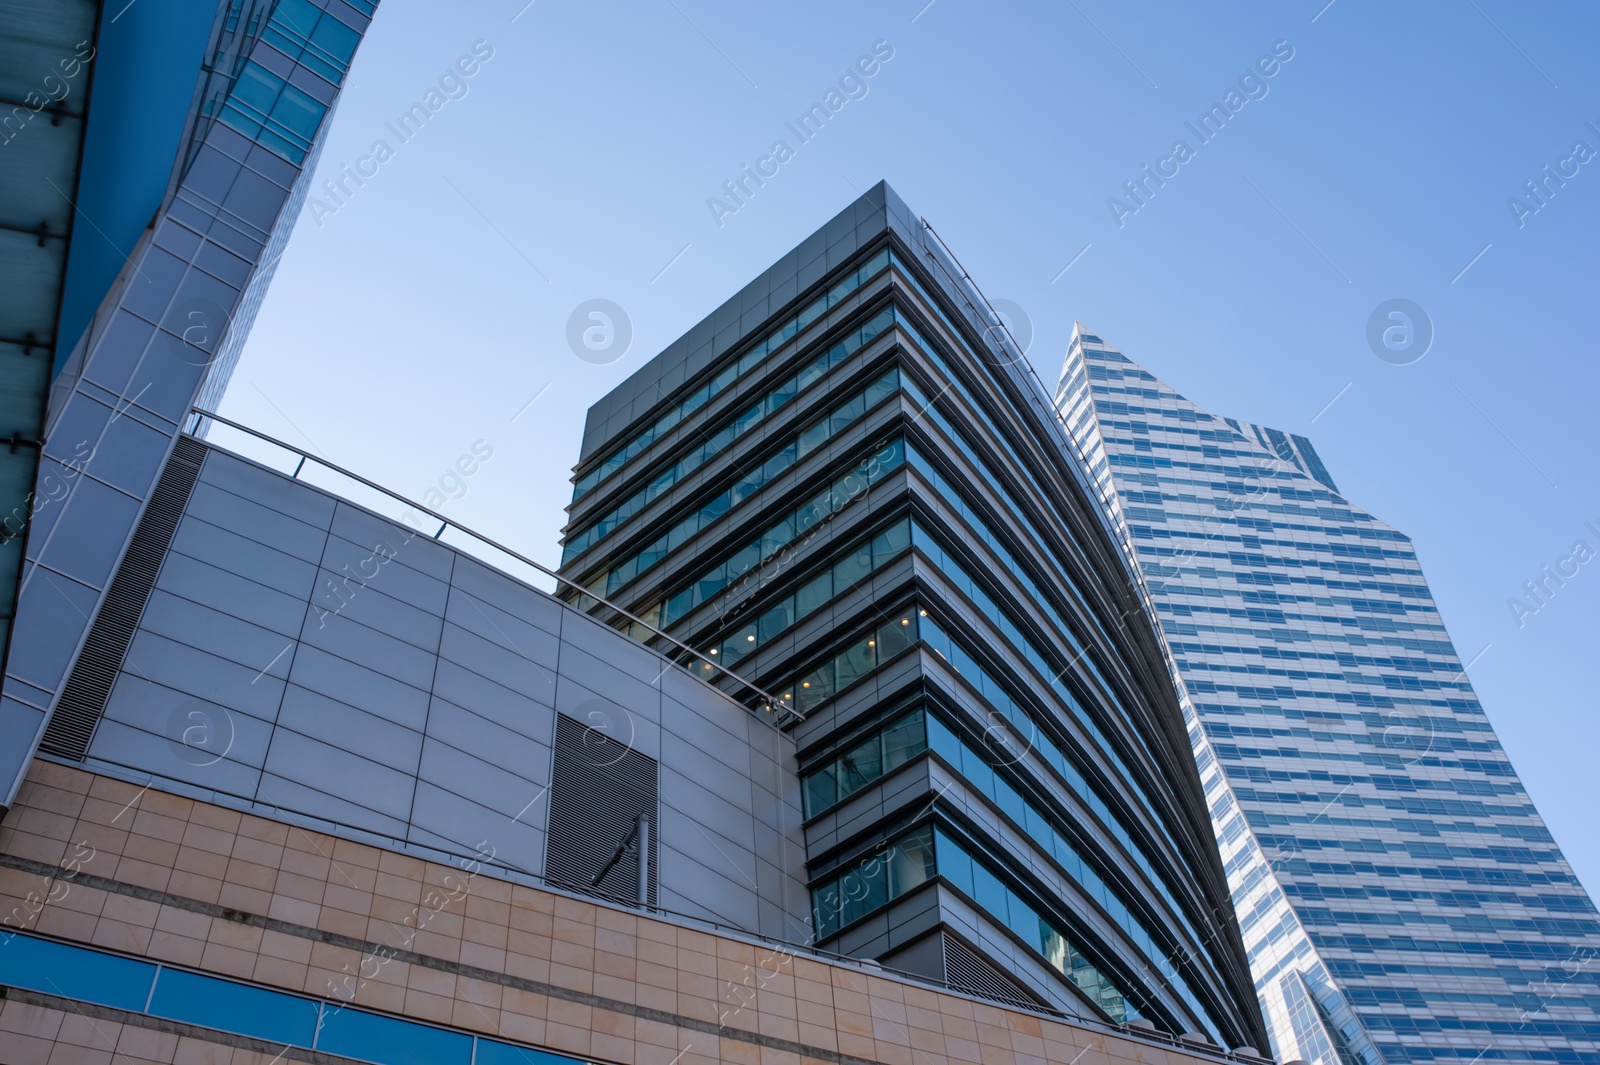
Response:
[221,1,1600,894]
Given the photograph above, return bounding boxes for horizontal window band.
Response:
[0,853,882,1065]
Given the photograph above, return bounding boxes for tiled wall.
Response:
[1,760,1228,1065]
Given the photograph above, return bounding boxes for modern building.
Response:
[556,182,1270,1052]
[0,0,375,811]
[1056,327,1600,1065]
[4,193,1279,1065]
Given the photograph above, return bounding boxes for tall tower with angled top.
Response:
[1057,324,1600,1065]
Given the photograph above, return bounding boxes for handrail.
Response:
[184,407,799,722]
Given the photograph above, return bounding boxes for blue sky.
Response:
[222,1,1600,890]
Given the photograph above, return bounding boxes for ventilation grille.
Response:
[544,712,658,906]
[942,933,1041,1010]
[40,436,208,760]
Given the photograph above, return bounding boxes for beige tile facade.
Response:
[0,760,1227,1065]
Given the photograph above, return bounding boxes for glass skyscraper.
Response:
[558,183,1270,1050]
[1056,326,1600,1065]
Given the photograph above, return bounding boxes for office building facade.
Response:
[0,0,375,811]
[557,183,1270,1051]
[2,292,1270,1065]
[1056,327,1600,1065]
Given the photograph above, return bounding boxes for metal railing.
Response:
[184,408,798,721]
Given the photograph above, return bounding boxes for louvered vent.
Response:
[40,436,208,760]
[545,712,658,907]
[942,933,1041,1010]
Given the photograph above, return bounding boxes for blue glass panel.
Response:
[149,968,319,1046]
[219,103,264,138]
[231,63,282,112]
[256,127,303,164]
[272,84,326,140]
[273,0,321,34]
[311,15,361,63]
[972,861,1008,918]
[936,831,975,894]
[316,1005,473,1065]
[0,933,155,1011]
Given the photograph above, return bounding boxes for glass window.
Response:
[994,778,1028,828]
[219,61,327,163]
[972,861,1008,919]
[805,764,838,817]
[1008,894,1040,947]
[759,517,795,557]
[230,62,280,112]
[0,932,155,1011]
[876,613,914,659]
[1041,925,1068,970]
[847,857,888,920]
[725,542,760,580]
[838,735,883,797]
[757,600,791,641]
[812,821,938,940]
[882,709,925,770]
[316,1004,473,1065]
[275,85,325,141]
[888,829,935,895]
[797,418,830,457]
[813,883,843,939]
[265,0,361,83]
[834,633,876,690]
[872,517,911,561]
[795,570,832,616]
[832,542,873,590]
[272,0,321,32]
[938,837,975,894]
[829,394,865,435]
[803,709,927,819]
[866,370,898,407]
[310,15,361,65]
[796,659,835,711]
[150,969,319,1047]
[762,441,798,479]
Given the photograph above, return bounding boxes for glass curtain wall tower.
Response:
[558,183,1270,1051]
[1056,326,1600,1065]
